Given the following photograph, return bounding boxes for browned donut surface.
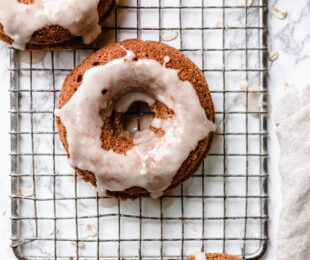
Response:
[186,253,243,260]
[0,0,117,50]
[56,39,215,200]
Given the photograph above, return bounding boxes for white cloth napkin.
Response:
[275,85,310,260]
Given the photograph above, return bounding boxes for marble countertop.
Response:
[267,0,310,258]
[1,0,310,259]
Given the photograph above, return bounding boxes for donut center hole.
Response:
[121,102,155,134]
[19,0,35,4]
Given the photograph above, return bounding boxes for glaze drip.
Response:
[163,56,171,66]
[0,0,100,49]
[194,252,206,260]
[56,47,216,198]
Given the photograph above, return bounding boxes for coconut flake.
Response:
[241,0,253,7]
[71,241,85,248]
[86,223,97,237]
[161,31,179,42]
[272,7,287,19]
[184,220,198,232]
[284,82,291,89]
[284,82,297,94]
[49,228,59,236]
[269,51,279,61]
[216,20,227,29]
[19,188,33,197]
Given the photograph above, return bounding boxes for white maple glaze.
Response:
[56,48,216,198]
[194,252,207,260]
[163,56,171,66]
[0,0,101,50]
[115,92,155,113]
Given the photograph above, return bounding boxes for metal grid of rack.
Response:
[10,0,268,259]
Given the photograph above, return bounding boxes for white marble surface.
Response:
[0,0,310,259]
[267,0,310,259]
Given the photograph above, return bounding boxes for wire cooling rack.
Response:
[10,0,268,259]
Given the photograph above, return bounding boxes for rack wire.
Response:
[10,0,268,259]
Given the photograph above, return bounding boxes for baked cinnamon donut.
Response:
[56,39,216,200]
[186,253,243,260]
[0,0,117,50]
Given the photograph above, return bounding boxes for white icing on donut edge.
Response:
[56,47,216,198]
[194,252,207,260]
[0,0,101,49]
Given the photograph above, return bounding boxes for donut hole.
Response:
[19,0,35,4]
[76,75,83,83]
[121,101,155,134]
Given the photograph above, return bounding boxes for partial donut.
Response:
[0,0,117,50]
[56,39,216,200]
[186,253,243,260]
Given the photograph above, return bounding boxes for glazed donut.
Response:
[56,39,216,200]
[186,253,243,260]
[0,0,117,50]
